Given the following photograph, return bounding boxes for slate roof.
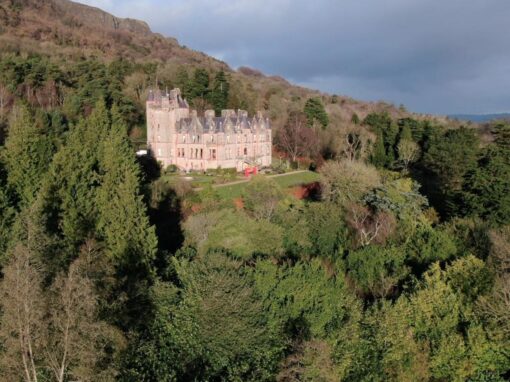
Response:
[177,115,269,134]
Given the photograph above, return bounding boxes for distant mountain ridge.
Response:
[448,113,510,123]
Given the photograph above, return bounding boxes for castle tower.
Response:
[146,88,189,168]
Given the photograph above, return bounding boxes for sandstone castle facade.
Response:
[146,88,272,172]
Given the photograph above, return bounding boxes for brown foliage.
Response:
[346,203,396,247]
[275,111,319,162]
[0,244,44,382]
[0,244,124,382]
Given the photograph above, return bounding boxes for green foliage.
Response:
[365,112,400,167]
[2,105,54,206]
[209,70,230,114]
[305,202,348,259]
[254,259,361,340]
[304,97,329,129]
[422,126,480,217]
[124,252,283,381]
[184,209,284,260]
[462,124,510,226]
[1,51,509,381]
[242,175,284,221]
[405,224,457,265]
[96,107,157,271]
[190,68,209,99]
[347,245,409,298]
[370,128,387,167]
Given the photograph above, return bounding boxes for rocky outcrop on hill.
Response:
[52,0,152,35]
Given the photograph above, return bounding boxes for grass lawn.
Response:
[214,171,320,200]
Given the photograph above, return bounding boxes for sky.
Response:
[78,0,510,115]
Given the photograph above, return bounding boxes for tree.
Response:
[123,252,283,381]
[0,244,45,382]
[2,104,54,207]
[345,202,396,247]
[96,108,157,267]
[174,66,192,99]
[304,97,328,129]
[190,68,209,100]
[347,245,408,298]
[209,70,229,115]
[276,111,319,162]
[184,209,284,260]
[45,256,123,382]
[370,128,387,167]
[422,127,480,217]
[242,175,284,221]
[319,160,381,205]
[461,124,510,225]
[0,245,123,382]
[397,138,420,172]
[331,123,372,162]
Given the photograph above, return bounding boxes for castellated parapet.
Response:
[146,88,272,172]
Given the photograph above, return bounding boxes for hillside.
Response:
[0,0,452,128]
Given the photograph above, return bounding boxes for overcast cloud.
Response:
[78,0,510,115]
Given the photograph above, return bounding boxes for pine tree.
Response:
[462,124,510,225]
[371,128,387,168]
[304,97,329,129]
[209,70,229,115]
[2,105,54,207]
[96,107,157,267]
[175,66,192,99]
[42,100,110,251]
[191,68,210,99]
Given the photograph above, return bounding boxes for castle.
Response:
[146,88,272,172]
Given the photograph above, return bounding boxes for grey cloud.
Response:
[78,0,510,114]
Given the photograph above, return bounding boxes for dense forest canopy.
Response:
[0,1,509,381]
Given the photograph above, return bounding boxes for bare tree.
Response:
[276,111,319,163]
[0,245,124,382]
[0,83,10,116]
[0,244,45,382]
[477,227,510,338]
[336,125,372,161]
[45,257,101,382]
[346,203,396,247]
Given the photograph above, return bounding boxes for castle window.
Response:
[227,135,230,143]
[182,135,186,143]
[192,135,196,143]
[157,148,162,156]
[212,149,216,160]
[200,149,203,159]
[244,147,248,156]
